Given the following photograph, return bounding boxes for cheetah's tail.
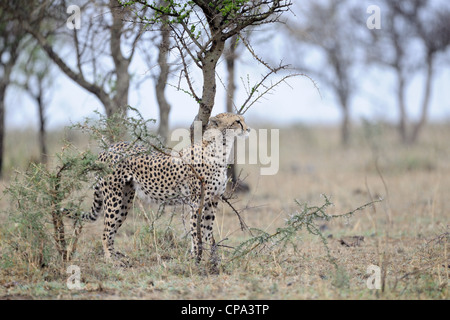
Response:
[61,185,104,222]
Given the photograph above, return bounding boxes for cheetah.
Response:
[70,113,250,265]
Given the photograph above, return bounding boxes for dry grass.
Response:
[0,122,448,300]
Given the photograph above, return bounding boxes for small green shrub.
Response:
[3,147,106,270]
[2,106,160,271]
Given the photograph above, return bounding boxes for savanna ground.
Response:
[0,120,448,300]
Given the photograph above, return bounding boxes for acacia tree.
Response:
[0,9,26,177]
[124,0,293,136]
[363,0,450,144]
[285,0,358,146]
[138,0,173,143]
[13,42,55,164]
[7,0,148,133]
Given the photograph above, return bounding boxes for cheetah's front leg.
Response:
[202,200,219,265]
[189,203,203,263]
[189,200,219,264]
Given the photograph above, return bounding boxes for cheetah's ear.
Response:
[209,116,220,128]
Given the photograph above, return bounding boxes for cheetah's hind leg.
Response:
[102,181,135,268]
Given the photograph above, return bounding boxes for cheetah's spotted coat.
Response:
[76,113,250,265]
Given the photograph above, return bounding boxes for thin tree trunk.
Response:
[409,53,434,144]
[155,14,171,143]
[341,104,350,147]
[0,85,5,179]
[0,44,19,178]
[226,35,237,114]
[110,0,130,118]
[225,36,238,185]
[396,70,408,144]
[36,85,47,164]
[338,92,350,147]
[224,36,250,193]
[191,40,225,139]
[157,91,171,143]
[198,62,218,129]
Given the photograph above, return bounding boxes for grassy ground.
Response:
[0,122,448,300]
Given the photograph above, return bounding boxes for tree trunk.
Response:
[341,104,350,147]
[225,36,238,185]
[338,92,350,147]
[0,84,5,179]
[0,44,19,178]
[155,15,171,143]
[198,63,218,129]
[110,0,130,118]
[396,70,408,144]
[409,53,434,144]
[157,93,171,144]
[36,86,47,164]
[226,35,238,114]
[191,40,225,139]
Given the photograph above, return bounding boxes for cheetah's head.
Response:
[207,113,251,138]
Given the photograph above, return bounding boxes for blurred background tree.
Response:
[0,7,26,178]
[13,42,55,164]
[0,0,449,178]
[7,0,150,133]
[285,0,359,147]
[360,0,450,144]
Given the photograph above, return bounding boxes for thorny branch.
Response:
[228,195,382,264]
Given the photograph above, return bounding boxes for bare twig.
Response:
[221,196,254,236]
